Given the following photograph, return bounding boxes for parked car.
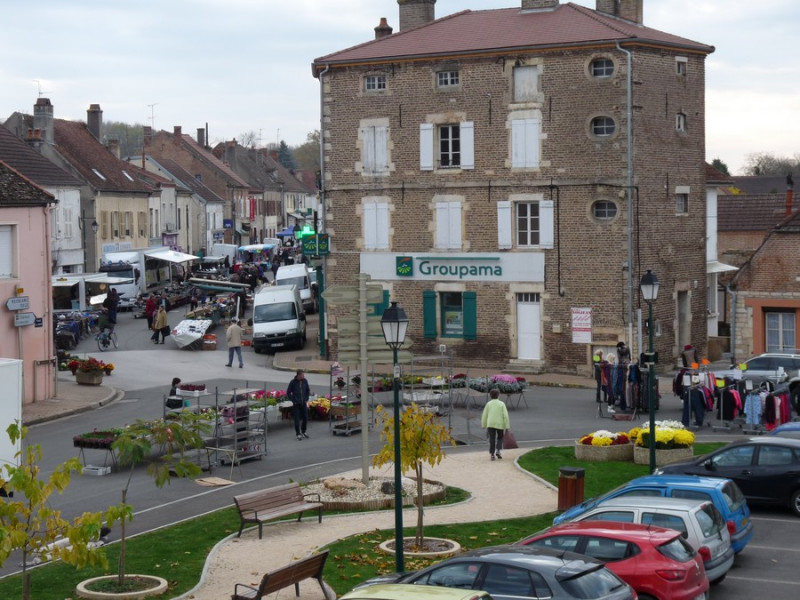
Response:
[341,584,493,600]
[712,352,800,409]
[566,496,734,584]
[360,545,637,600]
[766,421,800,439]
[656,437,800,516]
[519,521,709,600]
[553,474,753,553]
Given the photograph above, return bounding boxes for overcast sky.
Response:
[1,0,797,175]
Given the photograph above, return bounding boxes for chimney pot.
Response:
[174,125,182,136]
[197,127,206,147]
[375,17,394,38]
[521,0,559,9]
[87,103,103,140]
[595,0,643,24]
[33,97,54,144]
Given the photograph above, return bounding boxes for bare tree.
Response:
[744,152,800,176]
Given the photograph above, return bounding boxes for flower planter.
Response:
[574,442,634,462]
[75,371,104,386]
[634,445,693,466]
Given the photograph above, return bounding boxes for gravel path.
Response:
[176,448,558,600]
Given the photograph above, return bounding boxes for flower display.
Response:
[309,396,331,419]
[178,383,206,391]
[67,357,110,375]
[578,430,631,446]
[633,420,695,449]
[467,374,528,394]
[73,428,124,449]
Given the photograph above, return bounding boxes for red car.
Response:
[518,521,709,600]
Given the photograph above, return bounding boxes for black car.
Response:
[360,545,636,600]
[656,437,800,516]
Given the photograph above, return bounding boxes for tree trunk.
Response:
[415,461,424,546]
[118,486,128,586]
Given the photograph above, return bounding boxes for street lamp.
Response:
[380,301,409,574]
[639,269,660,473]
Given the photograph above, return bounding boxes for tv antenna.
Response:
[147,103,158,130]
[32,79,50,97]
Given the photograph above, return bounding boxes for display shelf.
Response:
[329,365,371,436]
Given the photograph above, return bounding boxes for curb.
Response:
[25,388,124,426]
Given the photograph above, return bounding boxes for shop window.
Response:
[423,290,477,340]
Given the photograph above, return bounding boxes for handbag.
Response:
[502,429,518,449]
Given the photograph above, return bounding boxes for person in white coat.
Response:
[481,389,510,461]
[225,318,244,368]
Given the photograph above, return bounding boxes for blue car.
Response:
[554,474,753,553]
[767,422,800,439]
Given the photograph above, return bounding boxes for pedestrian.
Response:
[169,377,182,396]
[151,305,169,344]
[225,317,244,368]
[144,293,158,330]
[481,389,510,461]
[593,350,608,404]
[189,288,199,312]
[286,369,310,440]
[166,377,183,409]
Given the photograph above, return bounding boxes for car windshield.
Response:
[657,536,696,563]
[558,566,629,598]
[278,275,308,289]
[695,504,724,537]
[253,302,296,323]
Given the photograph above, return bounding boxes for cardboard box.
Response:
[82,465,111,476]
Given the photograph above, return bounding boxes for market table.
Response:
[171,319,214,350]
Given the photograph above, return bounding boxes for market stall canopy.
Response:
[706,260,738,274]
[143,248,199,264]
[238,244,276,253]
[52,274,134,287]
[276,227,296,238]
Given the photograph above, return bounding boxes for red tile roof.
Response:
[0,160,55,207]
[0,125,81,188]
[718,194,790,231]
[314,3,713,68]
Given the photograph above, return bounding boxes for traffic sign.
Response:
[6,296,29,311]
[323,284,384,307]
[13,312,35,327]
[337,316,384,336]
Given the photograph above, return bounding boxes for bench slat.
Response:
[232,551,330,600]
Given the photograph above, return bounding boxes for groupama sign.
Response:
[396,256,502,278]
[361,253,544,283]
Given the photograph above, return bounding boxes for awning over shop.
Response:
[143,249,199,264]
[235,229,248,237]
[707,260,738,274]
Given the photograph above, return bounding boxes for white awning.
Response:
[238,244,276,253]
[707,260,738,274]
[143,249,199,264]
[51,274,134,287]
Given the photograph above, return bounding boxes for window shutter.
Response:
[363,126,376,172]
[101,211,108,239]
[375,202,389,249]
[448,202,462,248]
[64,207,74,238]
[525,118,540,167]
[511,120,526,168]
[363,203,377,249]
[512,119,540,168]
[463,291,477,340]
[0,225,13,278]
[375,126,388,172]
[540,199,554,249]
[497,200,512,249]
[51,208,59,239]
[460,121,474,170]
[423,290,437,338]
[514,66,538,102]
[420,124,434,171]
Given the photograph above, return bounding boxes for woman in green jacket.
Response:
[481,389,510,460]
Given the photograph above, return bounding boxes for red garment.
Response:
[144,296,157,317]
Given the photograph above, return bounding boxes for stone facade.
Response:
[315,3,711,373]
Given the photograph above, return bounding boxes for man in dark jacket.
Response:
[286,369,310,440]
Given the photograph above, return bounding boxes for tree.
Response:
[238,130,259,148]
[292,130,320,172]
[0,423,109,600]
[744,152,800,176]
[108,412,209,588]
[372,403,456,546]
[104,121,146,159]
[277,140,297,170]
[710,158,730,176]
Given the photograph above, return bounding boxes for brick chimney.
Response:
[87,104,103,140]
[107,138,120,159]
[787,173,794,216]
[197,127,206,147]
[375,17,393,39]
[522,0,559,9]
[596,0,643,24]
[33,97,54,144]
[143,126,153,147]
[398,0,435,31]
[173,125,182,137]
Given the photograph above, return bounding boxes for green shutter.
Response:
[368,290,390,317]
[463,291,477,340]
[423,290,437,338]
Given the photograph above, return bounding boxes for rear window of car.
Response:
[641,513,688,537]
[559,567,629,598]
[720,481,747,511]
[671,489,711,504]
[657,536,696,563]
[695,504,724,537]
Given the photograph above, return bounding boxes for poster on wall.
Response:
[571,307,592,344]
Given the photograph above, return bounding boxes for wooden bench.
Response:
[233,482,323,539]
[232,550,330,600]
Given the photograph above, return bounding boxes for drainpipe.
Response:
[616,41,635,352]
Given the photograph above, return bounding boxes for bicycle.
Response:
[95,326,118,351]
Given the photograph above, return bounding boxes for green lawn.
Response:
[0,443,723,600]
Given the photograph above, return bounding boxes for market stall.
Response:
[171,319,214,350]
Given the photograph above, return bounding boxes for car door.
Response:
[476,562,549,600]
[749,443,800,504]
[703,444,758,497]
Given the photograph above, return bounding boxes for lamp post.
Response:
[380,301,409,574]
[639,269,660,473]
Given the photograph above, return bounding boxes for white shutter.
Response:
[511,120,526,168]
[362,126,376,173]
[460,121,474,170]
[420,123,434,171]
[51,208,59,239]
[448,202,462,248]
[375,202,389,249]
[512,119,540,168]
[374,126,388,173]
[435,202,449,248]
[363,203,377,249]
[539,199,554,249]
[525,118,540,167]
[64,207,74,238]
[497,201,512,249]
[0,225,13,278]
[513,66,539,102]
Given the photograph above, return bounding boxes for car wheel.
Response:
[253,347,262,355]
[637,595,657,600]
[790,489,800,516]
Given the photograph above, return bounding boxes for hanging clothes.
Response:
[744,392,762,426]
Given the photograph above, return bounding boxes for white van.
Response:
[249,285,306,353]
[275,263,317,313]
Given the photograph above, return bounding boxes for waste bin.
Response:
[557,466,585,511]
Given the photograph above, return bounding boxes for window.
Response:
[419,122,474,170]
[423,290,477,340]
[758,445,794,466]
[0,224,15,278]
[583,537,631,562]
[676,57,687,76]
[676,112,687,132]
[125,211,132,236]
[364,74,386,91]
[482,564,534,598]
[511,118,540,168]
[642,513,688,537]
[675,193,689,214]
[766,312,796,352]
[414,562,480,588]
[513,65,539,102]
[527,535,581,553]
[592,200,617,221]
[360,125,389,174]
[591,57,614,78]
[435,200,462,249]
[362,201,389,250]
[497,199,554,249]
[591,116,616,137]
[441,292,464,336]
[437,70,459,87]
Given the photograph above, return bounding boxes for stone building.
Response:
[313,0,714,374]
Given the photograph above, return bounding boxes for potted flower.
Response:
[73,428,123,450]
[69,357,109,385]
[575,429,634,461]
[632,420,695,466]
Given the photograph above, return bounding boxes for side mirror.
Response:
[299,313,306,321]
[703,459,715,471]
